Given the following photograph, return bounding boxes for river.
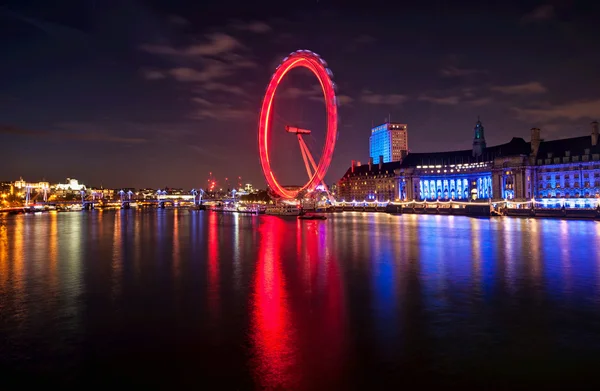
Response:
[1,210,600,389]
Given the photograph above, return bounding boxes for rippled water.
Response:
[1,210,600,388]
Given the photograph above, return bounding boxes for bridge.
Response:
[1,188,233,213]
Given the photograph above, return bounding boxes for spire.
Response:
[472,117,486,157]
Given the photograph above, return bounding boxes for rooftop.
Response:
[399,137,531,168]
[536,135,600,160]
[341,161,402,178]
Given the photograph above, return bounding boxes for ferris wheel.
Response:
[258,50,338,200]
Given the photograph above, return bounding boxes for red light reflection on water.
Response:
[298,221,346,385]
[208,212,220,322]
[250,218,299,389]
[251,218,347,389]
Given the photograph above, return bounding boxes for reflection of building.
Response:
[338,119,600,203]
[55,178,86,192]
[337,157,399,202]
[369,122,408,163]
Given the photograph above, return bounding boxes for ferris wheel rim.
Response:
[258,50,338,200]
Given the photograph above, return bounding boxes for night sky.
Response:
[2,0,599,190]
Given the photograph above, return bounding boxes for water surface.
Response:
[1,210,600,388]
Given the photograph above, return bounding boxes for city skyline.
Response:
[2,1,600,189]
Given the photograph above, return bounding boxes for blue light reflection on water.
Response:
[368,214,398,359]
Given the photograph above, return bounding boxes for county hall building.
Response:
[337,119,600,204]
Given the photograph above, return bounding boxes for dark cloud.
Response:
[512,99,600,122]
[418,94,461,105]
[139,33,244,57]
[491,81,547,95]
[440,66,489,78]
[521,5,555,24]
[229,20,272,33]
[167,15,190,26]
[360,91,408,105]
[0,124,148,144]
[354,35,376,44]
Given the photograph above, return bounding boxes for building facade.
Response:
[337,158,400,202]
[395,120,600,202]
[13,177,50,191]
[369,122,408,163]
[55,178,86,192]
[339,119,600,204]
[533,121,600,203]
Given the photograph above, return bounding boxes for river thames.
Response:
[1,210,600,388]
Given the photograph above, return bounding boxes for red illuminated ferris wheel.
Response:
[258,50,338,200]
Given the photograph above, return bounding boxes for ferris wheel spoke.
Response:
[298,135,314,179]
[299,136,320,178]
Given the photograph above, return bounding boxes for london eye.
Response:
[258,50,338,200]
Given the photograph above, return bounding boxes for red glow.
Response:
[251,218,299,388]
[258,50,338,199]
[208,211,220,322]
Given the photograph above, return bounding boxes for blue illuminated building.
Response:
[534,122,600,202]
[369,122,408,163]
[339,119,600,206]
[395,119,600,202]
[396,119,533,201]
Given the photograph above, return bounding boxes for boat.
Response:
[265,204,302,216]
[212,206,259,215]
[298,213,327,220]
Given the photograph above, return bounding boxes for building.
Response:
[1,181,12,195]
[13,177,50,191]
[55,178,86,192]
[369,122,408,163]
[396,119,531,201]
[338,119,600,204]
[87,187,114,199]
[395,119,600,202]
[337,157,400,202]
[533,121,600,201]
